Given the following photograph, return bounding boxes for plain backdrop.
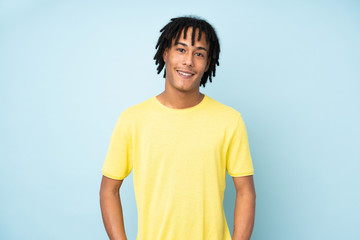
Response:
[1,0,359,239]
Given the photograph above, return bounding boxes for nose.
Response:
[182,52,194,67]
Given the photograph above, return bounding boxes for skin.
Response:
[156,27,210,109]
[99,176,127,240]
[232,175,256,240]
[99,27,256,240]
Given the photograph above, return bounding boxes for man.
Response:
[100,16,256,240]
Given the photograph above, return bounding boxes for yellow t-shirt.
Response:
[102,94,254,240]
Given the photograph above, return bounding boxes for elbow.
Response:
[99,186,120,199]
[236,188,256,199]
[252,188,256,199]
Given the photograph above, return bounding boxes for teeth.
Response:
[178,71,192,76]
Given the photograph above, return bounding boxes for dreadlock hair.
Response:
[154,16,220,88]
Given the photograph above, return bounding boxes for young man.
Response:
[100,16,256,240]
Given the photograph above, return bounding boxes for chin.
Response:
[175,82,197,92]
[167,75,199,92]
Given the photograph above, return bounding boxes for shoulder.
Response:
[117,96,154,121]
[206,95,242,122]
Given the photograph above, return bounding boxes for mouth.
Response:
[176,70,195,78]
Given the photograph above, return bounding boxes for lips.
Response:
[176,70,195,78]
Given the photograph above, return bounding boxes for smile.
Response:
[177,70,194,78]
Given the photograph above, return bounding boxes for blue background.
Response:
[1,0,359,239]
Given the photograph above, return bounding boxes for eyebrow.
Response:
[175,42,208,52]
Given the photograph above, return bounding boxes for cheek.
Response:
[200,60,209,71]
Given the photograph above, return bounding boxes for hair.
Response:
[154,16,220,88]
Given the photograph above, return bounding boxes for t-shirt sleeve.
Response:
[226,114,254,177]
[102,112,133,180]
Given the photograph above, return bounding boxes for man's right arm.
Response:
[99,175,127,240]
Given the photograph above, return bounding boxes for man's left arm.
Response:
[232,175,256,240]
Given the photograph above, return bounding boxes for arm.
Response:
[232,175,256,240]
[99,175,127,240]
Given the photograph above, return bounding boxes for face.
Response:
[163,27,210,93]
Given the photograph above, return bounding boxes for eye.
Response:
[176,48,185,53]
[195,52,204,57]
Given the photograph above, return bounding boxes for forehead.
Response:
[172,27,209,47]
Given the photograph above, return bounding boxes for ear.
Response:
[163,48,169,62]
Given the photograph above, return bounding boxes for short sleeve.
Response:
[226,114,254,177]
[102,112,133,180]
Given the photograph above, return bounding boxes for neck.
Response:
[156,88,204,109]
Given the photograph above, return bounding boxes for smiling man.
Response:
[160,27,210,97]
[100,16,256,240]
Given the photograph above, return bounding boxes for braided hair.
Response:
[154,16,220,88]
